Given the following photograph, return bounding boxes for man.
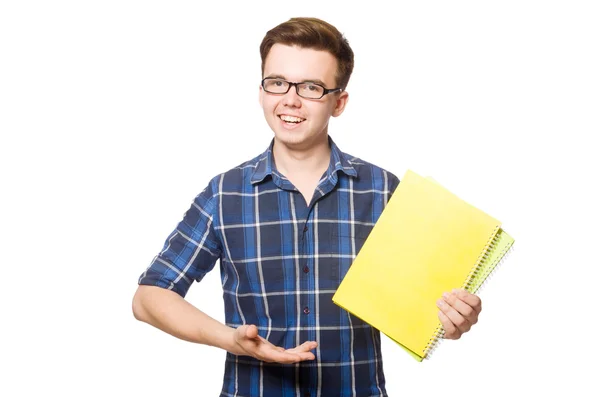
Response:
[133,17,481,396]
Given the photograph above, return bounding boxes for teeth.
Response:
[280,115,304,123]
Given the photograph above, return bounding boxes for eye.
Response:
[265,79,286,88]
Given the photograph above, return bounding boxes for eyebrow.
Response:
[265,74,328,87]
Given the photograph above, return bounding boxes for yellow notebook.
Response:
[332,170,514,361]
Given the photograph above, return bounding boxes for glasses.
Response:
[261,78,342,99]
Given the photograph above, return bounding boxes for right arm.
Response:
[132,284,237,351]
[132,284,317,362]
[134,183,316,363]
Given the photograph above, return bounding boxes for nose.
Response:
[282,84,302,107]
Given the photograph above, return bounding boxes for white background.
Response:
[1,1,599,396]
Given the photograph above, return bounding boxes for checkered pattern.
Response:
[139,138,399,397]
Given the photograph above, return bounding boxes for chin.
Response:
[270,121,328,149]
[274,128,308,145]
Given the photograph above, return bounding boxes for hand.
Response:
[436,289,482,340]
[231,324,318,363]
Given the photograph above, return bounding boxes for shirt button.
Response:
[303,307,310,314]
[303,225,308,233]
[303,265,309,273]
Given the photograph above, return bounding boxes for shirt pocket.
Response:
[319,226,372,283]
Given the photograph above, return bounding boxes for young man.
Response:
[133,17,482,397]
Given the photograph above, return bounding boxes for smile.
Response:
[278,115,306,124]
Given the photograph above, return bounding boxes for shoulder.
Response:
[341,151,400,194]
[208,152,267,192]
[196,151,266,204]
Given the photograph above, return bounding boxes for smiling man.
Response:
[133,17,482,397]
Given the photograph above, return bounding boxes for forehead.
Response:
[263,44,338,86]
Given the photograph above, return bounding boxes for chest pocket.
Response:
[317,224,372,284]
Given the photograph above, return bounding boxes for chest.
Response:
[217,185,379,252]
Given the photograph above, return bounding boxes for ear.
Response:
[258,85,264,108]
[332,91,349,117]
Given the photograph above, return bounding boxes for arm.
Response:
[132,285,317,363]
[135,183,316,362]
[132,285,235,349]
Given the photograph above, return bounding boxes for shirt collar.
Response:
[250,136,358,185]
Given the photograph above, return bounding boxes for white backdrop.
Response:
[1,1,599,396]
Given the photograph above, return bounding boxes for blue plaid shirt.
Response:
[139,137,400,397]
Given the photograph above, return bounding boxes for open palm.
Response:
[233,324,318,364]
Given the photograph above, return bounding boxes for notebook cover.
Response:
[332,170,501,360]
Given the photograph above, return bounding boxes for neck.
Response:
[272,136,331,178]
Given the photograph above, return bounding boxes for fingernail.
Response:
[442,292,449,299]
[436,299,445,308]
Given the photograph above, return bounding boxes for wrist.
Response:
[221,327,241,355]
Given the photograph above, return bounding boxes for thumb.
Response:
[237,324,259,340]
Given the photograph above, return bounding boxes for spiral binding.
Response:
[423,324,445,360]
[422,226,505,360]
[471,241,514,295]
[462,230,502,293]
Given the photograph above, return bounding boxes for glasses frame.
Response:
[261,77,342,99]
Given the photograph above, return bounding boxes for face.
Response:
[259,44,349,151]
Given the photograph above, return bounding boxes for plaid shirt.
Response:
[139,138,400,397]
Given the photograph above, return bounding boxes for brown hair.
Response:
[260,17,354,90]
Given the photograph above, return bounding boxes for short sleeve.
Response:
[138,183,222,297]
[386,170,401,203]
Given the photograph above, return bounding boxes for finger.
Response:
[242,336,316,364]
[452,289,482,314]
[234,325,262,355]
[285,341,318,354]
[442,292,478,324]
[282,348,316,362]
[234,324,252,341]
[437,297,471,334]
[261,347,315,363]
[267,341,317,363]
[234,325,250,342]
[438,310,460,340]
[245,324,259,339]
